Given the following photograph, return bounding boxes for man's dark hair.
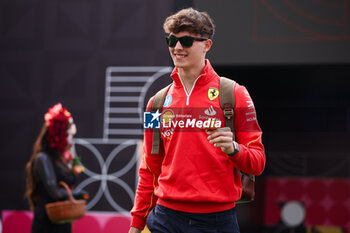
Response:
[163,8,215,39]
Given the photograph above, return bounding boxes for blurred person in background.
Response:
[25,103,87,233]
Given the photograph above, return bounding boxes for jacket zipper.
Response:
[178,73,203,106]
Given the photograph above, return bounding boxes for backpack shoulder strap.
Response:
[151,84,172,154]
[219,77,236,141]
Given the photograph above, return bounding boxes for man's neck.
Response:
[178,61,206,93]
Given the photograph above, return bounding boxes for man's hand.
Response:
[128,227,142,233]
[206,127,235,155]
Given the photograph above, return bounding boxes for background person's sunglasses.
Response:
[165,35,208,48]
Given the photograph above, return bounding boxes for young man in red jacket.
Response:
[129,8,265,233]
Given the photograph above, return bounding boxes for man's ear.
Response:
[204,39,213,53]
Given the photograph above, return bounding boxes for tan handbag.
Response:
[45,181,86,224]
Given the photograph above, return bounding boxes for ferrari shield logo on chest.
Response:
[208,87,219,101]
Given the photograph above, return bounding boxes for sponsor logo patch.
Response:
[204,105,216,116]
[208,87,219,101]
[163,94,172,107]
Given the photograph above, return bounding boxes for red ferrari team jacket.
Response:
[131,60,266,230]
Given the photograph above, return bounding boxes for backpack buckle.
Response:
[224,103,233,119]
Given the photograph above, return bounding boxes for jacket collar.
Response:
[170,59,217,87]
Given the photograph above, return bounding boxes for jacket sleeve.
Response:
[229,84,266,176]
[130,97,166,230]
[33,153,69,201]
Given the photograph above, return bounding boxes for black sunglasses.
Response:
[165,35,208,48]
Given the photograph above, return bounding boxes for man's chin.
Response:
[173,61,188,69]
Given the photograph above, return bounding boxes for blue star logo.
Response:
[143,110,161,129]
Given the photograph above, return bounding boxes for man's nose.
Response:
[174,40,183,49]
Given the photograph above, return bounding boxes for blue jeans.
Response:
[146,205,240,233]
